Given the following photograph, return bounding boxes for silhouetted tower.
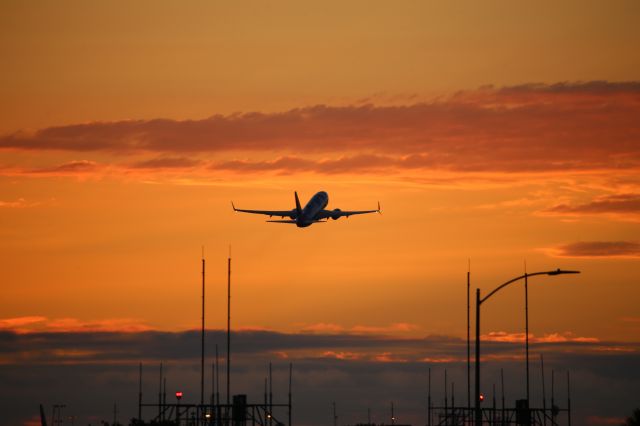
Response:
[467,261,471,412]
[227,248,232,413]
[158,362,163,420]
[269,362,273,426]
[288,363,293,426]
[138,363,142,421]
[201,249,206,407]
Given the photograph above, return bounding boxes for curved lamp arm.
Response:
[480,269,580,305]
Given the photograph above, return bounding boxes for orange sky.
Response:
[1,1,639,345]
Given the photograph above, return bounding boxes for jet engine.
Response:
[331,208,342,220]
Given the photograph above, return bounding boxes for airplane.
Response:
[232,191,381,227]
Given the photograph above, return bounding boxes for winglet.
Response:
[294,191,303,217]
[231,201,237,211]
[377,201,382,214]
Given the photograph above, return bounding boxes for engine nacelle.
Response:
[331,208,342,220]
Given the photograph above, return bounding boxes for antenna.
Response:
[269,362,273,426]
[466,259,471,412]
[201,247,206,407]
[428,367,432,426]
[158,362,163,421]
[138,362,142,421]
[227,246,232,415]
[288,363,293,426]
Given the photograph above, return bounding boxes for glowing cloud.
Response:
[548,241,640,258]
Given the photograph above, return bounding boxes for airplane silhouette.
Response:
[232,191,381,228]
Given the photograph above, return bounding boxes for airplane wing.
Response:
[232,202,297,218]
[316,202,381,219]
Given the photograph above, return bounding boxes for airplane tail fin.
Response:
[294,191,303,217]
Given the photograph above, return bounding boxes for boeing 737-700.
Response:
[232,191,381,227]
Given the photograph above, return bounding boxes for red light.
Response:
[479,394,485,402]
[175,391,183,399]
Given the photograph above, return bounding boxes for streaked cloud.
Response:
[300,322,419,335]
[2,81,639,176]
[548,241,640,258]
[544,194,640,218]
[130,156,200,169]
[0,198,37,208]
[0,316,152,334]
[0,316,46,332]
[30,160,100,174]
[482,331,599,343]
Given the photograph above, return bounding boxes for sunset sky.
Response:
[1,2,639,425]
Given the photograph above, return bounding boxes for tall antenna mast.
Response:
[201,247,206,407]
[467,259,471,412]
[227,246,232,411]
[216,344,220,407]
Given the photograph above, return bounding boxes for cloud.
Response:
[300,322,419,335]
[0,316,46,332]
[2,81,639,175]
[549,241,640,258]
[544,194,640,217]
[321,351,362,360]
[586,415,627,425]
[482,331,599,343]
[0,198,37,208]
[20,160,101,176]
[130,156,200,169]
[0,316,152,334]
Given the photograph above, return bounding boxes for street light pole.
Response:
[474,269,579,425]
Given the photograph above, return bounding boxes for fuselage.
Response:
[297,191,329,227]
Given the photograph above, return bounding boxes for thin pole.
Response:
[452,382,456,424]
[159,362,163,421]
[501,369,505,426]
[567,372,571,426]
[333,402,337,426]
[492,384,496,426]
[391,401,395,426]
[269,362,273,426]
[138,362,142,421]
[428,367,432,426]
[540,354,547,426]
[467,262,471,413]
[551,370,555,422]
[444,368,448,417]
[525,273,530,405]
[227,250,231,413]
[216,344,220,426]
[163,378,167,422]
[201,251,206,407]
[216,344,220,407]
[475,289,481,426]
[211,362,217,410]
[288,363,292,426]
